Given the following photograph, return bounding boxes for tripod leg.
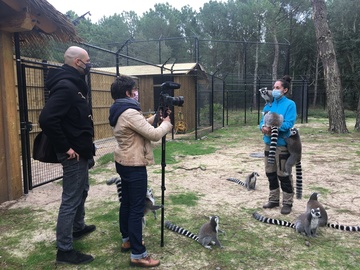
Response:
[160,135,166,247]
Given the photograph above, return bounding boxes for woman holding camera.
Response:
[109,75,172,268]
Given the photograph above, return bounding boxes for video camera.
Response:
[159,81,184,108]
[153,81,184,127]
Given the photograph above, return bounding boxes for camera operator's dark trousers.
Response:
[116,162,148,260]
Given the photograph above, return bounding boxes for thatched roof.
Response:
[0,0,81,44]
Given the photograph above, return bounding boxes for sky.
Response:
[47,0,224,23]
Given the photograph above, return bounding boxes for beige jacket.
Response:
[113,109,173,166]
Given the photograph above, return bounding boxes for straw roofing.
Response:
[0,0,82,44]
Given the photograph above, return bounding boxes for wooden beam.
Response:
[0,0,58,34]
[0,31,23,203]
[1,0,23,12]
[0,12,36,32]
[31,13,58,33]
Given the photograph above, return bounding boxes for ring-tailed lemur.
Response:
[106,177,162,226]
[253,192,360,233]
[259,87,273,107]
[165,216,224,249]
[253,208,321,237]
[306,192,360,231]
[226,172,259,191]
[285,127,303,199]
[263,111,283,164]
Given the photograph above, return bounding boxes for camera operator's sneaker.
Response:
[130,255,160,268]
[73,224,96,240]
[56,249,94,264]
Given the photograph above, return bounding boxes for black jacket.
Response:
[39,64,94,159]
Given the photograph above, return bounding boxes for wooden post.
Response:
[0,31,23,203]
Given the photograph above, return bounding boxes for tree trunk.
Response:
[272,28,279,82]
[253,41,259,109]
[311,0,348,133]
[355,97,360,131]
[312,50,320,107]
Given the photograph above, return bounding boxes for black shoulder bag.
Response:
[33,131,59,163]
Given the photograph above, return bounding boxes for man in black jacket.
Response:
[39,46,96,265]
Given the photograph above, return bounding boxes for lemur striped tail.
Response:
[106,177,122,202]
[326,223,360,231]
[165,221,199,242]
[295,161,302,199]
[268,126,278,164]
[226,177,246,187]
[252,212,295,229]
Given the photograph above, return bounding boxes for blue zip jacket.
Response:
[259,96,297,146]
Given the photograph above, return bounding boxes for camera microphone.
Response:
[161,81,181,90]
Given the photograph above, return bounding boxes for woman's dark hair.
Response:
[110,75,135,100]
[277,75,292,92]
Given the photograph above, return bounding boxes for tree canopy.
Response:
[62,0,359,132]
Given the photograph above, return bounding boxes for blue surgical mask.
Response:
[272,89,282,99]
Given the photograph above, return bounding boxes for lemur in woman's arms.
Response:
[253,192,360,236]
[165,215,224,249]
[263,111,283,165]
[106,177,162,225]
[226,172,259,191]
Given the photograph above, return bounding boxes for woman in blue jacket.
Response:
[259,75,297,215]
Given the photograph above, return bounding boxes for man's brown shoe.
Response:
[130,255,160,268]
[121,240,145,253]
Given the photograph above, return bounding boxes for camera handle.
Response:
[160,134,166,247]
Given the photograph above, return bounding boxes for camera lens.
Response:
[171,96,184,107]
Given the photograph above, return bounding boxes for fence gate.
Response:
[18,60,63,194]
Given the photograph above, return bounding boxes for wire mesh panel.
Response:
[21,61,64,188]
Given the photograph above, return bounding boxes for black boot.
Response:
[263,201,280,208]
[56,249,94,264]
[263,187,280,208]
[280,204,292,215]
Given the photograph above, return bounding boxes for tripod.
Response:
[160,134,166,247]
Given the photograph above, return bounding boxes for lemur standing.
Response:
[106,176,162,227]
[253,192,360,234]
[226,172,259,191]
[285,127,303,199]
[165,215,224,249]
[253,208,321,237]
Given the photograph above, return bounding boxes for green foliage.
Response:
[199,103,224,126]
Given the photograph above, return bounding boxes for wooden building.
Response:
[0,0,80,203]
[95,63,209,134]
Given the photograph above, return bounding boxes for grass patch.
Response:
[169,192,200,206]
[96,152,114,166]
[153,140,217,164]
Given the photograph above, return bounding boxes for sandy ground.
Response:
[1,121,360,263]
